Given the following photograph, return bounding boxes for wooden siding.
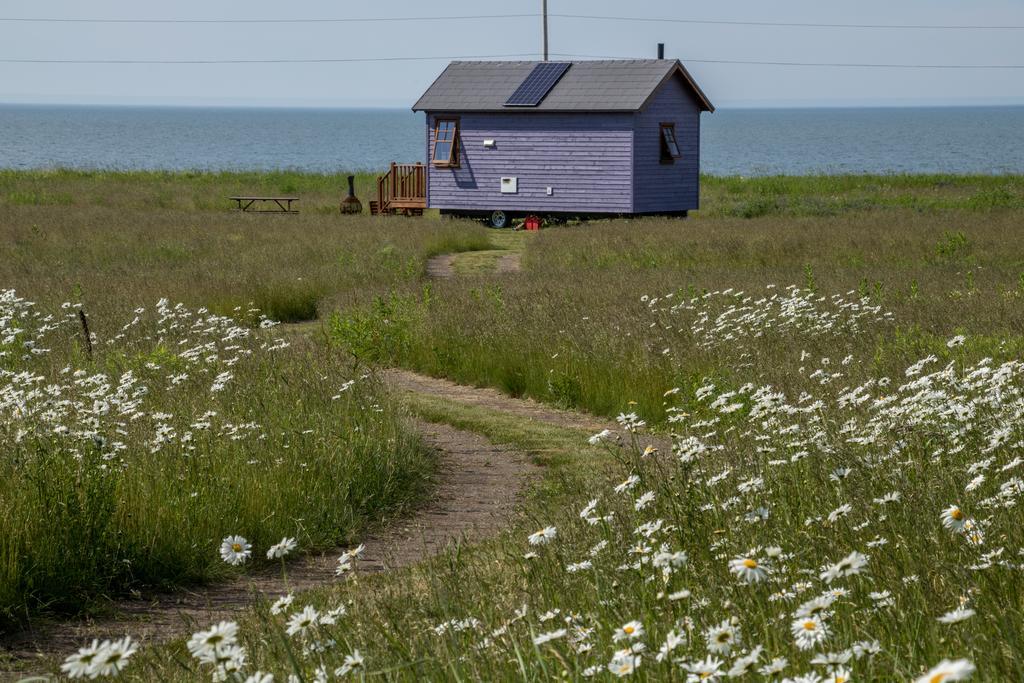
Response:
[632,75,702,213]
[425,112,634,214]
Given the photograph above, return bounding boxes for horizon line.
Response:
[2,99,1024,111]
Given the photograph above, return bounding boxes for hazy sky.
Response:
[2,0,1023,108]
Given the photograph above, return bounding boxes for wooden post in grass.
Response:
[78,309,93,360]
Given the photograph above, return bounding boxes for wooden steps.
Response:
[375,163,426,217]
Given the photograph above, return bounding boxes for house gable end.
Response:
[638,63,714,114]
[632,75,702,213]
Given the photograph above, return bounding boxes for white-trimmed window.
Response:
[432,118,460,167]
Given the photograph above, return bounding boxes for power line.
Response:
[0,13,539,24]
[0,12,1021,30]
[551,14,1024,30]
[554,53,1024,69]
[0,54,539,65]
[4,54,1022,69]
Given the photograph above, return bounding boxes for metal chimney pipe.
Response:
[658,43,665,59]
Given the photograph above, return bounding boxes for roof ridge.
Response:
[448,59,673,64]
[413,58,712,113]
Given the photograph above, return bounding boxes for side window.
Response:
[432,118,460,167]
[660,123,680,164]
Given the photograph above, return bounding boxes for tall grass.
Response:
[0,295,430,626]
[133,312,1024,680]
[0,169,381,213]
[0,171,495,626]
[701,173,1024,217]
[331,208,1024,424]
[1,170,1021,678]
[0,204,492,325]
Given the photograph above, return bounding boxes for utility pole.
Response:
[542,0,549,61]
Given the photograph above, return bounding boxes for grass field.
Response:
[0,174,493,628]
[335,201,1024,426]
[2,170,1023,680]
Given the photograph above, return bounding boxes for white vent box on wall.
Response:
[483,139,496,148]
[500,177,518,194]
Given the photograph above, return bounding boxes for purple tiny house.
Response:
[411,59,714,227]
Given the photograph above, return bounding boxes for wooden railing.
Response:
[377,162,426,213]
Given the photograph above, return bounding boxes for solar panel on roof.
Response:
[504,62,571,107]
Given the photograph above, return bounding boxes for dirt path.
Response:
[2,365,648,675]
[426,249,522,278]
[425,253,457,278]
[495,252,522,274]
[1,420,538,674]
[3,235,611,675]
[385,368,608,434]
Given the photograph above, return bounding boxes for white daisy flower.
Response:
[686,655,724,682]
[819,551,868,583]
[759,657,789,675]
[528,526,557,545]
[912,659,975,683]
[187,621,239,661]
[334,650,364,677]
[937,608,976,624]
[613,620,645,642]
[729,555,769,583]
[705,619,741,655]
[270,593,295,615]
[91,636,138,678]
[60,640,104,679]
[634,491,656,511]
[286,605,321,638]
[533,629,567,645]
[607,650,641,677]
[791,615,830,650]
[220,535,252,566]
[941,505,967,532]
[727,645,763,676]
[244,673,275,683]
[614,474,641,494]
[266,537,298,560]
[655,630,686,662]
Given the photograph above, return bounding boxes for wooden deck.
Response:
[372,163,426,216]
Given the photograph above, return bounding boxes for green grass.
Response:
[701,173,1024,217]
[0,172,495,626]
[331,208,1024,425]
[0,169,382,213]
[3,170,1024,680]
[251,280,323,323]
[0,299,432,627]
[447,229,532,276]
[131,356,1024,680]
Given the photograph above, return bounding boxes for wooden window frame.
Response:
[659,122,681,164]
[432,117,461,168]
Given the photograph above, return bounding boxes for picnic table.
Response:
[229,196,299,214]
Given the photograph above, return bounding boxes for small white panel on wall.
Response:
[500,177,518,194]
[483,139,496,148]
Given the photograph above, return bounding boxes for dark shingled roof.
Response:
[412,59,714,113]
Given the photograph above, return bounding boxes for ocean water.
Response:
[0,104,1021,176]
